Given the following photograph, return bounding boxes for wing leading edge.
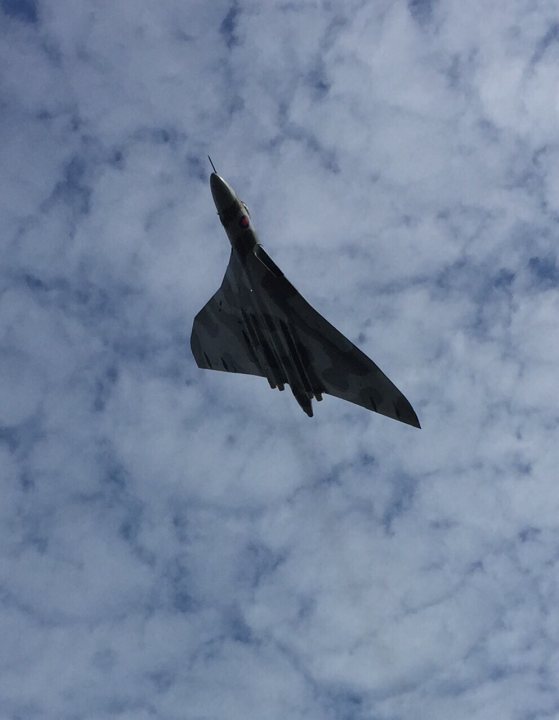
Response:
[192,248,420,427]
[190,253,265,379]
[280,287,420,427]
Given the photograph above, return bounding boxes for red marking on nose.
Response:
[239,216,249,229]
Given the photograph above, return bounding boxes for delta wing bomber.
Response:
[190,160,420,427]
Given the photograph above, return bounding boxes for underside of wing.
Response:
[191,243,419,427]
[281,290,421,428]
[190,257,265,379]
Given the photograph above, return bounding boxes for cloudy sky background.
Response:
[2,1,559,718]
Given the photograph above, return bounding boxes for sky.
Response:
[1,1,559,718]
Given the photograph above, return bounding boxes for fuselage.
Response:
[208,172,316,416]
[210,173,259,254]
[192,169,420,425]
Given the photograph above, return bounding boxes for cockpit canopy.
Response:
[241,201,251,217]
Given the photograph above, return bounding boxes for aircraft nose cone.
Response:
[210,173,236,213]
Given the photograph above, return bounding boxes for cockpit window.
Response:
[241,201,251,217]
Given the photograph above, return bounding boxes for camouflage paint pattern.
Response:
[190,173,420,428]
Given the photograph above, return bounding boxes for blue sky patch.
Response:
[1,0,37,24]
[2,5,559,720]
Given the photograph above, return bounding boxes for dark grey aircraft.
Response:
[190,163,420,427]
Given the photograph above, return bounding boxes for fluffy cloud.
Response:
[1,1,558,718]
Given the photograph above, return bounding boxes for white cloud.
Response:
[1,1,559,718]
